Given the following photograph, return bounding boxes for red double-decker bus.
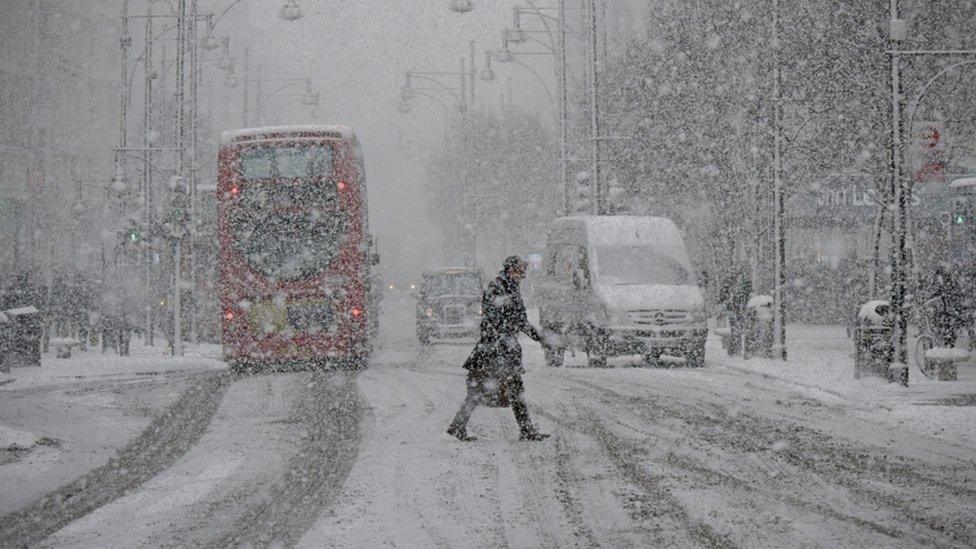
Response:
[217,126,377,370]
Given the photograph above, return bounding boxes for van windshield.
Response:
[594,246,690,285]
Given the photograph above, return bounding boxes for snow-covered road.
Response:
[298,341,976,548]
[1,297,974,547]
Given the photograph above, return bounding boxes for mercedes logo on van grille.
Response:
[653,311,666,325]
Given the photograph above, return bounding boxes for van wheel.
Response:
[417,328,431,345]
[544,345,564,367]
[587,353,607,368]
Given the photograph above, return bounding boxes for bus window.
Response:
[239,144,333,181]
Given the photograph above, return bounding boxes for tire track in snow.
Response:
[533,404,736,548]
[0,370,231,547]
[414,353,639,547]
[207,369,364,548]
[398,346,592,548]
[533,376,907,546]
[560,379,923,543]
[389,366,463,549]
[562,375,976,546]
[549,434,601,548]
[399,354,514,548]
[298,346,510,548]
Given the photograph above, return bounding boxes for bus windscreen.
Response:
[230,143,345,280]
[231,209,347,281]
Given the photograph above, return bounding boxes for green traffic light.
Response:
[955,214,966,225]
[129,232,139,242]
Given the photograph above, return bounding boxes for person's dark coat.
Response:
[463,271,542,375]
[2,273,43,311]
[930,266,965,344]
[719,271,752,315]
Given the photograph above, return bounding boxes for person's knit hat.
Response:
[502,255,527,273]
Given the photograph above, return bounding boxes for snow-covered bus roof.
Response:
[949,177,976,190]
[220,125,356,145]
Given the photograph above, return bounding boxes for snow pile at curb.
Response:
[925,347,970,362]
[0,424,40,451]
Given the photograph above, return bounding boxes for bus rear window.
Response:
[239,144,333,181]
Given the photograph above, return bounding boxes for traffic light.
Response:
[954,213,966,225]
[128,230,140,242]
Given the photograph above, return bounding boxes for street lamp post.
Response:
[507,0,584,215]
[885,0,976,366]
[143,1,155,344]
[772,0,787,360]
[482,49,556,122]
[174,0,305,354]
[173,0,187,356]
[585,0,602,215]
[246,76,321,126]
[401,60,476,265]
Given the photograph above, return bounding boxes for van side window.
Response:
[575,246,590,286]
[545,248,559,277]
[553,245,586,285]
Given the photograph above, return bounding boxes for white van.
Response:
[537,216,708,367]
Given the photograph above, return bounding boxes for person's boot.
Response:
[519,430,550,441]
[447,424,477,442]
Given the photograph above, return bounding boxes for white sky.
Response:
[226,1,559,275]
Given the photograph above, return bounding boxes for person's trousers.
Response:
[451,371,534,434]
[728,310,745,354]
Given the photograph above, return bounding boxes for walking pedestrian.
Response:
[929,264,965,347]
[719,264,752,355]
[447,256,551,442]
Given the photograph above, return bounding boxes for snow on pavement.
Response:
[0,340,225,391]
[711,324,976,449]
[0,424,40,451]
[0,341,227,518]
[300,317,976,547]
[20,367,362,548]
[42,373,306,548]
[3,299,974,547]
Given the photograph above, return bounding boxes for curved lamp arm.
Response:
[414,90,463,125]
[407,73,463,107]
[512,58,557,123]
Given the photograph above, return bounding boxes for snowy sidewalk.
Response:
[711,324,976,449]
[0,339,227,516]
[0,339,226,391]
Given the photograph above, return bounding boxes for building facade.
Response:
[0,1,119,280]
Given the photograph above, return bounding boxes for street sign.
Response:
[912,121,946,183]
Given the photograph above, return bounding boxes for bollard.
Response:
[745,295,774,359]
[854,300,897,382]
